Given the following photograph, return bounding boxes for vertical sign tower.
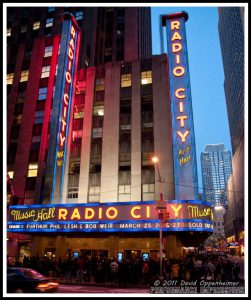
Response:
[162,12,198,200]
[44,13,80,203]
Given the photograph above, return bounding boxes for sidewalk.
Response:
[226,254,245,281]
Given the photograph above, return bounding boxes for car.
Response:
[7,267,59,293]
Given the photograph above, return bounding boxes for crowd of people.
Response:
[7,252,242,286]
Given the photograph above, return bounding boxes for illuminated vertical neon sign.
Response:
[45,13,80,204]
[162,12,198,200]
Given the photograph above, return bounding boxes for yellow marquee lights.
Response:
[170,20,190,144]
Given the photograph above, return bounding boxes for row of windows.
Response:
[120,71,152,87]
[7,9,84,37]
[7,65,51,85]
[8,69,152,88]
[7,18,53,37]
[9,169,155,192]
[67,183,154,199]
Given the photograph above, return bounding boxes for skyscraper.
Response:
[218,7,245,251]
[201,144,232,206]
[6,6,152,204]
[218,7,244,155]
[7,7,152,70]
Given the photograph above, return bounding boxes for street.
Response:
[56,284,150,294]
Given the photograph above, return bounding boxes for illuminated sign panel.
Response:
[163,12,198,200]
[44,13,80,203]
[7,200,213,233]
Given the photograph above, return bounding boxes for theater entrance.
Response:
[80,249,108,259]
[124,249,141,260]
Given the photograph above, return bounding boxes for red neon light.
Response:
[59,25,76,149]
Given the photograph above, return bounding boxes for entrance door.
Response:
[124,250,141,260]
[80,249,108,259]
[150,249,166,260]
[44,248,56,260]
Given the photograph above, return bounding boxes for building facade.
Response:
[201,144,232,206]
[7,6,152,70]
[201,144,232,240]
[218,7,245,253]
[6,7,212,261]
[218,7,244,155]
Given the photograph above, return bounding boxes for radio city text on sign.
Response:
[9,203,213,222]
[59,25,76,149]
[171,20,189,144]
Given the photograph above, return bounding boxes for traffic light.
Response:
[158,211,165,220]
[158,211,170,221]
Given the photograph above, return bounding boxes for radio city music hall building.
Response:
[6,7,213,261]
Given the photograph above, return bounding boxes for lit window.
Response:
[68,187,78,199]
[142,183,155,193]
[44,46,53,57]
[46,18,53,27]
[27,163,38,177]
[7,28,12,36]
[8,171,14,179]
[48,7,55,12]
[20,25,27,33]
[34,111,44,124]
[119,185,131,194]
[141,71,152,85]
[92,128,103,138]
[121,74,131,88]
[95,78,105,91]
[7,73,14,85]
[38,87,47,100]
[93,104,104,116]
[32,136,41,143]
[76,11,83,20]
[15,115,23,125]
[41,66,50,78]
[20,70,29,82]
[89,186,100,196]
[74,104,84,119]
[33,21,40,30]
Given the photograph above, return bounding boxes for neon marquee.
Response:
[7,200,213,233]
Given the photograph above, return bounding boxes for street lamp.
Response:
[213,204,225,250]
[152,156,165,281]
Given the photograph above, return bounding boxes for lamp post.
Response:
[213,204,225,251]
[152,156,165,281]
